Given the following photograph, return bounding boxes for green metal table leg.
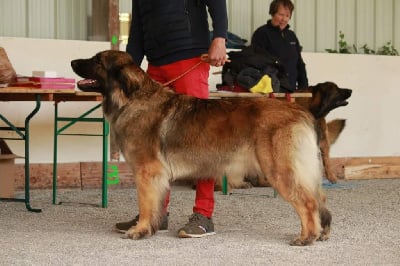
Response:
[52,103,109,208]
[222,175,228,195]
[102,119,109,208]
[52,102,59,205]
[24,94,42,212]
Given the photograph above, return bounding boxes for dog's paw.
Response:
[317,230,330,241]
[325,172,338,183]
[317,234,330,241]
[289,235,316,246]
[125,228,150,240]
[237,181,253,189]
[326,178,337,184]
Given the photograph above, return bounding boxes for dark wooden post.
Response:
[108,0,119,50]
[91,0,108,41]
[108,0,120,160]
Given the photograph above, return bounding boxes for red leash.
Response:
[162,60,204,87]
[162,54,230,86]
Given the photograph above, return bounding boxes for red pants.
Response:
[147,57,215,218]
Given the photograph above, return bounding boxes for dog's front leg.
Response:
[318,119,337,183]
[126,182,154,239]
[126,161,167,240]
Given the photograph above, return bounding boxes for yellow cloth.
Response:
[250,75,273,94]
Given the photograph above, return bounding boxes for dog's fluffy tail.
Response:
[327,119,346,145]
[292,121,323,197]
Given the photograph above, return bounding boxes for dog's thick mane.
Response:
[105,61,176,117]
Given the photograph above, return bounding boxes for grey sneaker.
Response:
[113,213,169,233]
[178,213,216,238]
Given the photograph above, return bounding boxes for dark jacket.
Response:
[127,0,228,66]
[251,20,308,90]
[221,46,292,92]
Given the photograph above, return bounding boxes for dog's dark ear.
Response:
[103,51,133,71]
[327,119,346,145]
[116,65,144,98]
[307,84,325,118]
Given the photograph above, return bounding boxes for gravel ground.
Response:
[1,179,399,266]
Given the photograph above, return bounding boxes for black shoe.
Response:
[113,213,169,233]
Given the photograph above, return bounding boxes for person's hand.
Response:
[207,37,227,67]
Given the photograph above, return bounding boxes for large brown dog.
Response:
[71,50,331,246]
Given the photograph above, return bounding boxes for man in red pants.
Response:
[113,0,228,238]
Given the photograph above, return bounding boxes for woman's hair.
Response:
[269,0,295,16]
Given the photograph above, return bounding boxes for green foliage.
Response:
[325,31,399,56]
[359,44,375,55]
[376,41,399,56]
[325,31,353,53]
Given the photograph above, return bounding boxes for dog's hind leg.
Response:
[260,122,324,245]
[259,157,322,245]
[126,160,169,240]
[272,178,322,246]
[317,190,332,241]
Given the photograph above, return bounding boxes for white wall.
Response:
[1,37,400,163]
[2,0,400,53]
[304,53,400,157]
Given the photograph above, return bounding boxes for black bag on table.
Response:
[220,46,292,93]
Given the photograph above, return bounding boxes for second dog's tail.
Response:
[327,119,346,145]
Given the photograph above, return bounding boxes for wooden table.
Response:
[0,88,108,211]
[209,91,312,100]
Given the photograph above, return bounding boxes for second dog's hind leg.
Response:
[317,190,332,241]
[318,119,338,183]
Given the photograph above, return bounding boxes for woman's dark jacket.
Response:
[127,0,228,66]
[251,20,308,90]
